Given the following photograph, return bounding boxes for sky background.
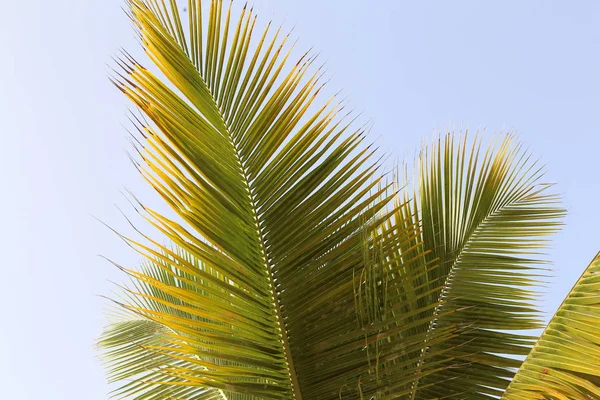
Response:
[0,1,599,398]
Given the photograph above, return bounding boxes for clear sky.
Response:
[0,1,598,398]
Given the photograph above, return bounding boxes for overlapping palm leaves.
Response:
[98,0,598,399]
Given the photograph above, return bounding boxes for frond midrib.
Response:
[196,76,302,399]
[410,194,546,398]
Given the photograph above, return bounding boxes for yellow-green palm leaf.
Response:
[99,0,418,398]
[502,252,600,400]
[99,317,225,399]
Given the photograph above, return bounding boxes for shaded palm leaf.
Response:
[349,197,460,399]
[502,252,600,400]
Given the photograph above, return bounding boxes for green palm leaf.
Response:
[404,133,565,399]
[99,317,225,399]
[349,198,460,399]
[100,0,418,398]
[502,252,600,400]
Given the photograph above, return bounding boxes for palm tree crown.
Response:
[99,1,600,399]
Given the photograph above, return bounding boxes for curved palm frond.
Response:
[502,252,600,400]
[402,133,565,399]
[99,0,424,398]
[99,317,225,400]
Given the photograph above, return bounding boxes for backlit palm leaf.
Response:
[502,252,600,400]
[99,0,419,398]
[99,317,225,399]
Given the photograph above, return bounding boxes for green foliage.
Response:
[98,1,599,399]
[502,253,600,400]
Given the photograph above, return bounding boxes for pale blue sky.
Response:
[0,1,598,398]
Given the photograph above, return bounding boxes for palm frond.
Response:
[100,0,408,398]
[405,133,565,399]
[502,252,600,400]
